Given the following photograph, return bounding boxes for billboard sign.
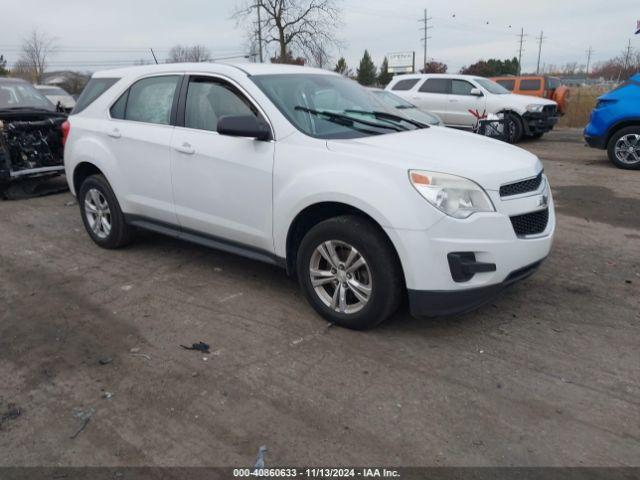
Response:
[387,52,415,73]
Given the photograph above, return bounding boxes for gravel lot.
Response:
[0,128,638,467]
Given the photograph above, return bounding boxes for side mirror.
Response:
[470,88,483,97]
[217,115,271,141]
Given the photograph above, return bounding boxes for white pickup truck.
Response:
[386,74,559,143]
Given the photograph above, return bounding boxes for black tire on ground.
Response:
[504,113,524,144]
[296,215,403,330]
[607,126,640,170]
[78,174,134,249]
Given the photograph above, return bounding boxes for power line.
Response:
[536,31,546,74]
[418,8,433,71]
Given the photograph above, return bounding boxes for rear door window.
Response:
[418,78,450,94]
[73,78,119,114]
[520,79,542,91]
[110,75,181,125]
[391,79,420,91]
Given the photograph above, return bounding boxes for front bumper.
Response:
[523,112,559,134]
[408,259,544,317]
[384,178,555,318]
[408,259,545,317]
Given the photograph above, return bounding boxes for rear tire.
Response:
[504,113,524,143]
[607,126,640,170]
[296,215,403,330]
[78,174,134,249]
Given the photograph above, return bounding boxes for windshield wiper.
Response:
[344,109,428,129]
[1,106,55,112]
[294,106,406,132]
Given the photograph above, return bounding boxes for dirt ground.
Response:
[0,129,638,468]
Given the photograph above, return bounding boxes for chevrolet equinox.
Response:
[64,63,555,329]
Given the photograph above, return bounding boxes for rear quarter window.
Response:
[72,78,120,114]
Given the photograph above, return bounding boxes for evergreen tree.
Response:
[357,50,377,86]
[0,55,9,77]
[334,57,349,75]
[377,57,393,86]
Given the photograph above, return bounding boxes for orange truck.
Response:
[490,76,569,114]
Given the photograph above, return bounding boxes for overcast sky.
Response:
[1,0,638,74]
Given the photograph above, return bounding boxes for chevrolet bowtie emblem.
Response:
[538,194,549,208]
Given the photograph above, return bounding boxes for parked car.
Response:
[64,63,555,329]
[491,76,570,115]
[368,88,443,126]
[0,78,67,196]
[35,85,77,113]
[386,74,559,143]
[584,73,640,169]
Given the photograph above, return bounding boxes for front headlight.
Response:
[526,104,545,112]
[409,170,495,219]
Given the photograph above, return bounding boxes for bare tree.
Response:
[309,44,330,69]
[167,45,212,63]
[233,0,343,64]
[17,29,57,83]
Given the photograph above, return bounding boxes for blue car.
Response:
[584,73,640,169]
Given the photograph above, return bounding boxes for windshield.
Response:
[0,81,56,111]
[251,74,424,139]
[474,78,511,95]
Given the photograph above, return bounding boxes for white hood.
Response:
[327,126,543,191]
[502,93,557,110]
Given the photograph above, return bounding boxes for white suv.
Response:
[386,74,559,143]
[64,63,555,329]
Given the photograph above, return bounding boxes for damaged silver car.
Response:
[0,77,68,197]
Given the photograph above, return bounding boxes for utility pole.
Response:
[618,39,633,82]
[517,28,526,75]
[623,38,632,71]
[536,31,546,74]
[585,46,594,78]
[256,0,264,63]
[418,8,433,72]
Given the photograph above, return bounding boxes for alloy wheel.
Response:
[614,134,640,165]
[309,240,372,314]
[84,188,112,239]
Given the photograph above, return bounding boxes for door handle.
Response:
[107,128,121,139]
[175,142,195,155]
[449,99,459,103]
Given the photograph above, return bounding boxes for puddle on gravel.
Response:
[552,185,640,230]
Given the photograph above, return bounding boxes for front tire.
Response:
[607,126,640,170]
[504,113,524,144]
[296,215,403,330]
[78,174,134,249]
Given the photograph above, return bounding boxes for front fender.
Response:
[272,141,443,257]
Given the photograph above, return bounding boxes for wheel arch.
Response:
[284,201,405,284]
[73,162,105,196]
[605,119,640,146]
[73,161,104,195]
